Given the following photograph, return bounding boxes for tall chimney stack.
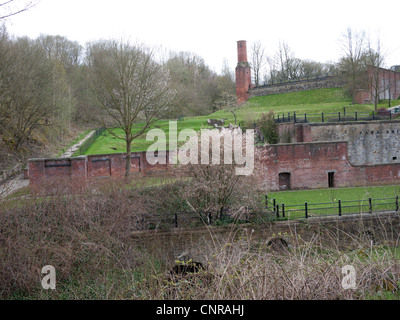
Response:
[235,40,252,103]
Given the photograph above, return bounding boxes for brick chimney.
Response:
[235,40,252,103]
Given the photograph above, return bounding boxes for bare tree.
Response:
[366,35,388,111]
[0,0,39,20]
[2,36,53,150]
[87,40,175,178]
[277,41,301,82]
[339,27,368,103]
[214,90,239,125]
[250,40,266,86]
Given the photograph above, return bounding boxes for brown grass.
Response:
[0,178,399,300]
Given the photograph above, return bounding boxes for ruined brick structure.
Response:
[355,66,400,104]
[28,151,169,189]
[263,119,400,191]
[235,40,400,104]
[258,141,400,191]
[235,40,252,103]
[28,119,400,192]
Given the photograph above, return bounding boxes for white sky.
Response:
[4,0,400,74]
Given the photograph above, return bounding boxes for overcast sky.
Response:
[4,0,400,73]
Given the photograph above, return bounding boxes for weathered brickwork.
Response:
[235,40,252,103]
[29,151,169,188]
[257,141,400,191]
[355,66,400,104]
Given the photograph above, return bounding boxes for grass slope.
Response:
[82,87,384,155]
[269,185,400,205]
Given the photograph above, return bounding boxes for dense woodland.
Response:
[0,27,235,169]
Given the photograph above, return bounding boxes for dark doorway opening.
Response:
[279,172,291,190]
[328,172,335,188]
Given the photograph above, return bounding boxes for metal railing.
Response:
[265,195,399,221]
[274,109,395,124]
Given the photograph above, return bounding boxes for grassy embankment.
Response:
[81,87,380,155]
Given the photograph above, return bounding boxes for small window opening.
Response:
[328,172,335,188]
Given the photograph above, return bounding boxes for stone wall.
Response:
[292,120,400,166]
[130,212,400,265]
[250,76,342,98]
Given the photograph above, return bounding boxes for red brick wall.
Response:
[29,144,400,192]
[29,151,170,188]
[257,142,400,191]
[354,67,400,104]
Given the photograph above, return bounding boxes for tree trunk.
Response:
[125,139,132,179]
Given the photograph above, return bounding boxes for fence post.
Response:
[305,202,308,219]
[322,112,324,123]
[305,113,307,123]
[396,196,399,212]
[338,200,342,217]
[369,197,372,213]
[355,111,358,121]
[175,213,178,228]
[372,111,375,120]
[343,107,346,116]
[282,203,285,218]
[294,112,297,123]
[273,199,276,215]
[338,112,341,121]
[276,205,280,219]
[265,195,268,208]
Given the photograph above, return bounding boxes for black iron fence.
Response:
[127,194,400,230]
[274,109,395,124]
[265,195,400,221]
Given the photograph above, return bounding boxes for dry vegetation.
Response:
[0,179,399,300]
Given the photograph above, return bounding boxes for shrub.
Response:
[258,111,278,144]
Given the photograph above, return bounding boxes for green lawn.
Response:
[82,118,210,154]
[79,87,394,155]
[268,185,400,219]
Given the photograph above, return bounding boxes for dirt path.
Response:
[0,130,95,198]
[60,130,95,158]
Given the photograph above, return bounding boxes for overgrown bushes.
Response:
[1,179,399,300]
